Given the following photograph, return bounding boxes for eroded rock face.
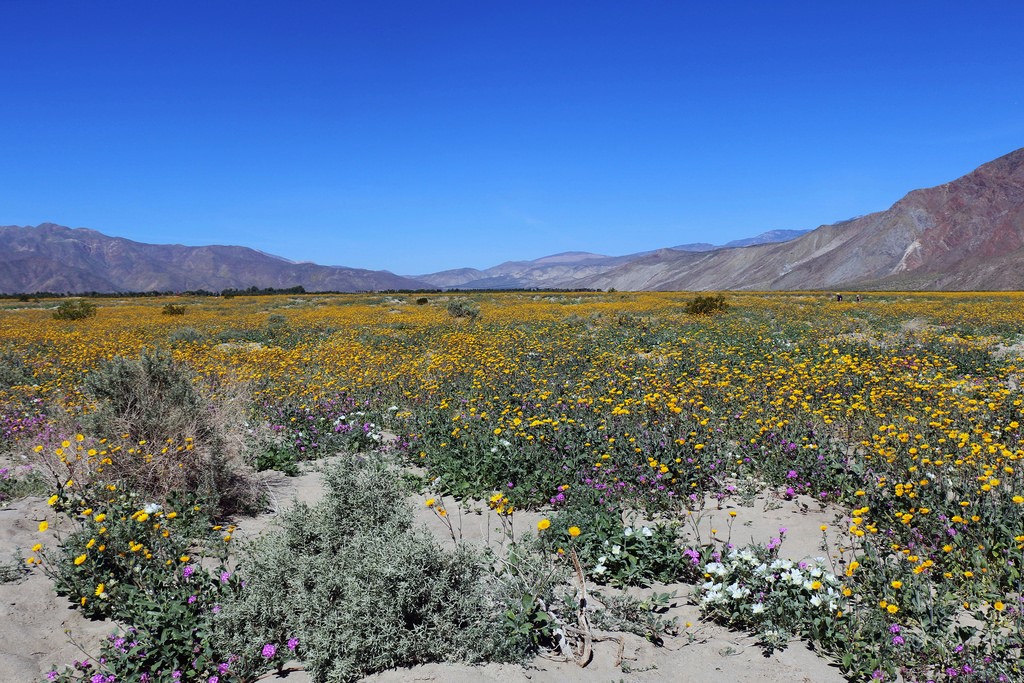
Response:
[581,147,1024,291]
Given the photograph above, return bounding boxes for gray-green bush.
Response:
[216,457,529,682]
[0,350,32,388]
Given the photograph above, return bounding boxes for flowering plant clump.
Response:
[256,395,384,473]
[695,542,848,651]
[30,478,293,682]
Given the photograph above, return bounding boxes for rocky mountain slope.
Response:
[415,231,807,289]
[0,224,426,294]
[578,147,1024,291]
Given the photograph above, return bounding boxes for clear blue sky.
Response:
[3,1,1023,275]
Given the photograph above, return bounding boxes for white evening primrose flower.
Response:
[728,583,749,599]
[705,562,727,577]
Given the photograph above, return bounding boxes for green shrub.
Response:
[161,303,186,315]
[415,297,429,305]
[683,294,728,316]
[446,298,480,321]
[52,299,97,320]
[215,457,527,682]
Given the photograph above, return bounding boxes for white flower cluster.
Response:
[698,548,847,618]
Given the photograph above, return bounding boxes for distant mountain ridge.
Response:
[414,230,808,289]
[3,148,1022,294]
[671,229,810,252]
[0,223,425,294]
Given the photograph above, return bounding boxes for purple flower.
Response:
[182,565,195,579]
[261,643,277,659]
[208,677,219,683]
[891,636,904,645]
[188,595,197,604]
[889,624,901,633]
[47,673,58,682]
[287,637,299,651]
[220,571,231,583]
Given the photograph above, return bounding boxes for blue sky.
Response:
[2,1,1022,275]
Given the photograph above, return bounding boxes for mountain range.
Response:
[2,147,1022,294]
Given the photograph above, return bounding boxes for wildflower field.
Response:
[2,290,1024,682]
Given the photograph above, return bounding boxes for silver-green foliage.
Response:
[216,457,526,683]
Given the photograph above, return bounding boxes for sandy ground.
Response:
[2,460,848,683]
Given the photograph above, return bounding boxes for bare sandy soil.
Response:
[2,461,848,683]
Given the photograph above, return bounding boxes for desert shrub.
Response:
[161,302,186,315]
[52,299,97,320]
[0,350,32,388]
[446,298,480,321]
[214,327,260,343]
[215,457,527,682]
[415,296,429,305]
[78,350,261,515]
[82,350,211,446]
[168,326,206,345]
[683,294,728,316]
